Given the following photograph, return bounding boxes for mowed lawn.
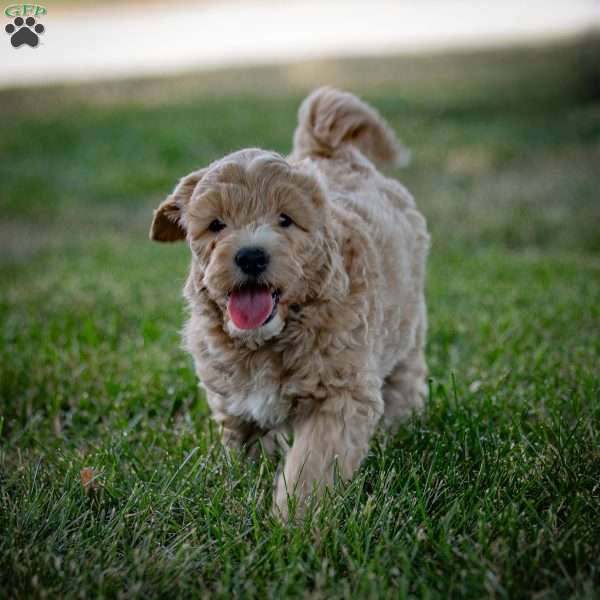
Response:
[1,40,599,599]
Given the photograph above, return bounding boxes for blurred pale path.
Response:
[1,0,599,87]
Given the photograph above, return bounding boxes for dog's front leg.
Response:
[273,387,382,519]
[205,391,263,453]
[214,410,282,459]
[219,415,265,452]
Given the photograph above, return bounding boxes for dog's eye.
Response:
[279,213,293,228]
[208,219,226,233]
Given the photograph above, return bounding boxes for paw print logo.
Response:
[5,16,45,48]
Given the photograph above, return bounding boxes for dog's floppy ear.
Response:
[149,196,186,242]
[149,169,206,242]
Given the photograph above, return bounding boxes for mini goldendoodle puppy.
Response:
[150,87,429,518]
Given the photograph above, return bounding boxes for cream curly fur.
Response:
[150,87,429,519]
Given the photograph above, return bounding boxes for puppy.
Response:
[150,87,429,518]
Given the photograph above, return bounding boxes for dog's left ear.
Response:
[290,164,328,210]
[150,169,206,242]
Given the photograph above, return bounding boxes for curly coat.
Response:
[150,87,429,518]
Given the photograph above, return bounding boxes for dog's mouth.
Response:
[227,283,280,330]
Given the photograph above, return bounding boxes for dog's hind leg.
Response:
[382,316,428,429]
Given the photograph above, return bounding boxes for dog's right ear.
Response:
[149,169,206,242]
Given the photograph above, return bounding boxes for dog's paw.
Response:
[5,16,44,48]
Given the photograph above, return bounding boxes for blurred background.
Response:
[1,2,600,597]
[2,0,600,87]
[1,0,599,252]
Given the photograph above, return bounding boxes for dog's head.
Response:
[150,149,338,344]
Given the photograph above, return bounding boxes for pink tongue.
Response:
[228,287,274,330]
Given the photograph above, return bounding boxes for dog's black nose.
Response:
[235,246,269,276]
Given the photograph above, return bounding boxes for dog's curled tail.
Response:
[293,86,410,166]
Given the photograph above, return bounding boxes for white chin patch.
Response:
[226,311,284,347]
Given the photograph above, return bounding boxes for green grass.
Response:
[1,39,600,599]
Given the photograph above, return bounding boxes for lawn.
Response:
[1,39,599,599]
